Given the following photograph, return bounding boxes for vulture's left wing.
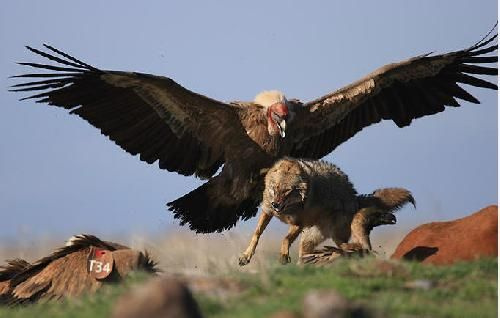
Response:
[11,45,268,179]
[289,32,497,159]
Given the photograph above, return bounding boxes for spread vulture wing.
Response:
[289,32,498,159]
[11,44,268,179]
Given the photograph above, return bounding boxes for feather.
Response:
[447,83,480,104]
[17,62,85,73]
[469,31,498,50]
[9,82,69,92]
[25,46,87,69]
[10,78,73,88]
[43,44,99,70]
[455,73,498,90]
[457,64,498,75]
[470,44,498,56]
[460,56,498,64]
[10,73,82,78]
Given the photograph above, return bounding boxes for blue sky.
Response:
[0,1,497,241]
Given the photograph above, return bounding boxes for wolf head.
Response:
[263,159,308,215]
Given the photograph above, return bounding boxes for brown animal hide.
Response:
[391,205,498,265]
[0,234,157,305]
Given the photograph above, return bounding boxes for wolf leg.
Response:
[299,226,326,258]
[280,224,301,264]
[349,208,373,251]
[239,211,273,266]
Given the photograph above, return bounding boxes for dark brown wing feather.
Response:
[10,45,264,179]
[11,250,92,304]
[289,32,498,159]
[0,259,31,283]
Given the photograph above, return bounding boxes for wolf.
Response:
[239,158,415,265]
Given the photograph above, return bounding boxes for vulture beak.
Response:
[277,119,286,138]
[268,100,289,138]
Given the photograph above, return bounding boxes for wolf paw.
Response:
[279,254,291,265]
[238,254,251,266]
[340,243,363,252]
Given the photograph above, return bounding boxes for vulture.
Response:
[10,29,498,233]
[0,234,157,304]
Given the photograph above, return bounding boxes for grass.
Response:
[0,272,151,318]
[0,257,496,318]
[197,257,497,317]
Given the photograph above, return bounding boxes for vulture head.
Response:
[255,90,291,138]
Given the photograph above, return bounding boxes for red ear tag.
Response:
[87,247,114,280]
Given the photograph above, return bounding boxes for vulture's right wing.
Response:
[11,45,269,179]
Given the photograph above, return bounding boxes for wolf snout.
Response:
[271,201,281,212]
